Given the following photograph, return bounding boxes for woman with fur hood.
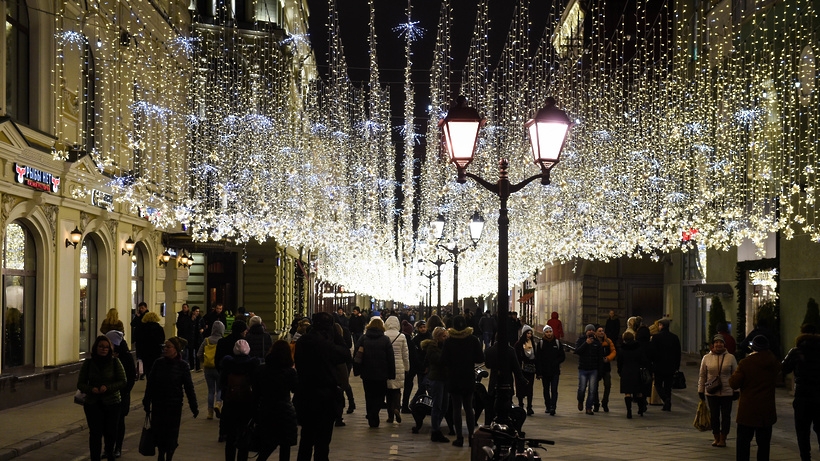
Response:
[441,315,484,447]
[384,316,410,423]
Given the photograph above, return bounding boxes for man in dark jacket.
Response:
[202,303,227,339]
[106,330,135,458]
[441,315,484,447]
[175,304,194,367]
[478,314,497,350]
[781,323,820,461]
[651,318,681,411]
[730,335,780,461]
[605,310,620,347]
[536,325,565,415]
[349,308,366,344]
[575,324,602,415]
[294,312,350,461]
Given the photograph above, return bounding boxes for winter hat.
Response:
[452,315,468,331]
[231,320,248,335]
[414,320,427,330]
[585,324,596,332]
[167,336,187,353]
[712,334,726,344]
[659,318,671,328]
[105,330,124,347]
[401,320,414,336]
[233,339,250,356]
[751,335,769,352]
[543,325,553,333]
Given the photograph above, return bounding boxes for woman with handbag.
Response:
[616,331,649,418]
[514,325,538,415]
[698,334,738,447]
[77,335,127,461]
[143,336,199,461]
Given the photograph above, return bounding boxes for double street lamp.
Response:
[439,95,571,426]
[430,211,485,313]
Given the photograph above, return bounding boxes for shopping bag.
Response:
[693,400,711,432]
[139,414,155,456]
[73,390,86,405]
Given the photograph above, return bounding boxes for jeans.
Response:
[707,395,733,435]
[84,401,120,461]
[793,399,820,461]
[577,369,598,410]
[450,391,475,440]
[428,379,449,432]
[204,367,221,409]
[595,370,611,406]
[542,374,559,411]
[736,423,773,461]
[483,331,494,349]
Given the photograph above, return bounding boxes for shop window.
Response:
[2,221,36,370]
[79,237,99,356]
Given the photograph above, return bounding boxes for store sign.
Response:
[14,163,61,193]
[91,190,114,209]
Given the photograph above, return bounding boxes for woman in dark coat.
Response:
[77,335,127,461]
[143,336,198,461]
[354,317,396,428]
[220,339,260,461]
[514,325,538,415]
[617,331,649,418]
[254,340,298,461]
[139,312,166,378]
[441,315,484,447]
[105,330,135,458]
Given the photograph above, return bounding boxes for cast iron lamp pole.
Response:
[431,212,485,313]
[439,95,571,427]
[420,270,436,320]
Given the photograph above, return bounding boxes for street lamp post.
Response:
[440,95,571,427]
[431,212,485,313]
[420,270,436,320]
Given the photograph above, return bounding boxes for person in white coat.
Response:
[384,316,410,423]
[698,334,738,448]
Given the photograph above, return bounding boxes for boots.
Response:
[431,430,450,443]
[711,432,720,447]
[716,433,727,447]
[207,408,214,420]
[637,396,647,416]
[625,397,633,419]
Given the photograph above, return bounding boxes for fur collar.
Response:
[447,327,474,339]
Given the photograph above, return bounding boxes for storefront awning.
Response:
[517,292,534,303]
[693,284,734,298]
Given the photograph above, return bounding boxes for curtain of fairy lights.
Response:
[55,0,819,303]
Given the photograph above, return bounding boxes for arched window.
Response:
[79,237,99,356]
[2,221,36,370]
[5,0,30,123]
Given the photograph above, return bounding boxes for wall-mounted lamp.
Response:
[177,250,190,268]
[186,254,194,268]
[65,227,82,249]
[122,236,135,256]
[159,250,171,267]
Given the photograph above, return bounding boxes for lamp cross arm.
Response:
[464,172,499,195]
[509,172,549,194]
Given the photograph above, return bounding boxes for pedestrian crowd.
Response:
[76,303,819,461]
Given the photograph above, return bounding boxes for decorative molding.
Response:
[1,194,23,227]
[43,204,59,246]
[105,219,119,239]
[80,211,91,231]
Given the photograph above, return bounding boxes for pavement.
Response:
[0,352,807,461]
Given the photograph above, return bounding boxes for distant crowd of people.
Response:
[77,304,820,461]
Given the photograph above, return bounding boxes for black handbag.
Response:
[672,370,687,389]
[236,418,260,452]
[139,414,155,456]
[639,368,652,386]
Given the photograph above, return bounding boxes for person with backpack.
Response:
[197,320,225,420]
[219,339,259,461]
